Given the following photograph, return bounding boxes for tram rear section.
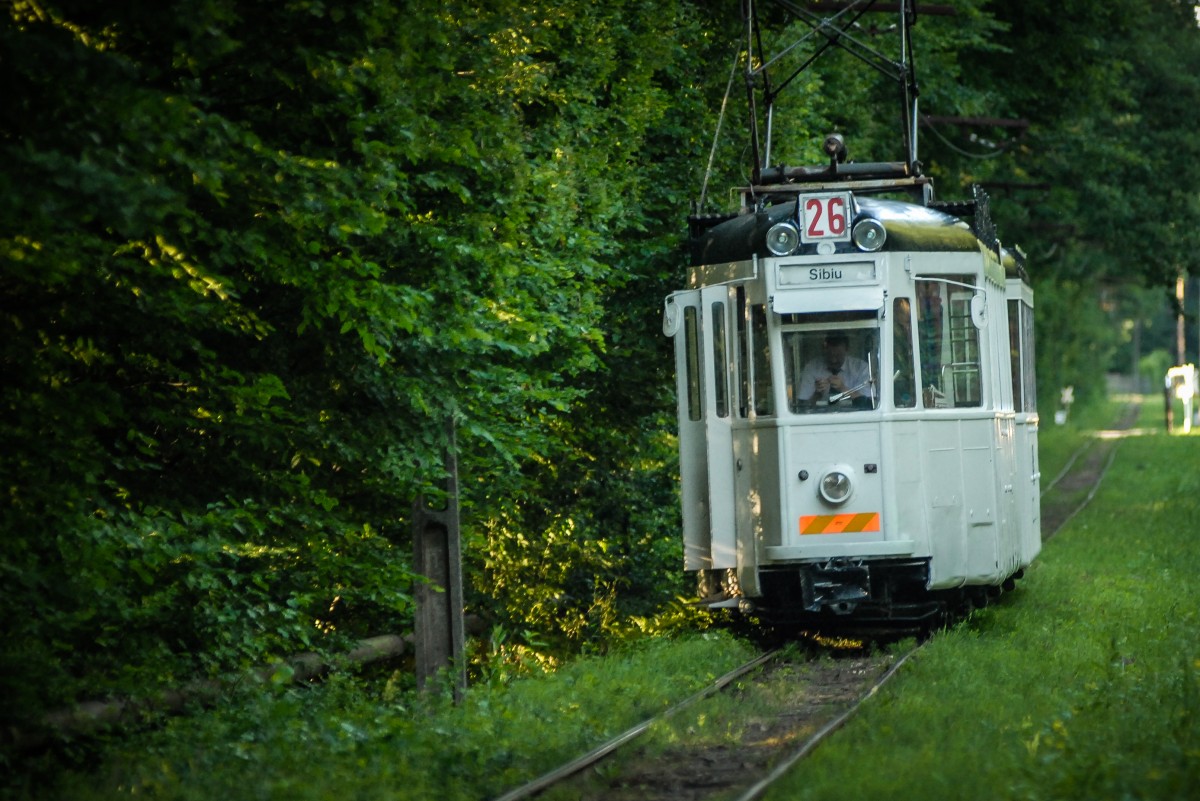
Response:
[664,186,1041,629]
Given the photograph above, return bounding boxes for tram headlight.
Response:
[819,470,853,505]
[851,218,887,252]
[766,221,800,255]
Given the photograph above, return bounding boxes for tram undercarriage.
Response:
[699,559,1026,631]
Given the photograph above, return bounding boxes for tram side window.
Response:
[893,298,917,408]
[684,306,702,421]
[916,277,982,408]
[1007,299,1023,411]
[1018,300,1037,412]
[736,287,749,418]
[711,301,729,418]
[948,292,982,406]
[751,304,775,416]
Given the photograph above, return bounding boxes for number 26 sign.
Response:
[799,192,852,243]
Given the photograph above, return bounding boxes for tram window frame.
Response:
[893,297,917,408]
[1022,303,1037,412]
[915,276,983,409]
[736,287,749,418]
[683,305,703,422]
[1007,299,1023,412]
[711,301,730,418]
[750,304,775,416]
[779,311,880,414]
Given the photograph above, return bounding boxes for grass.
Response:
[12,395,1199,801]
[1036,394,1135,486]
[9,633,756,801]
[765,396,1200,800]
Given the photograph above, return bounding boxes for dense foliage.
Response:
[3,0,1200,750]
[934,0,1200,404]
[0,0,724,726]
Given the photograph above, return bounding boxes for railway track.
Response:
[490,649,780,801]
[490,641,920,801]
[1039,401,1140,540]
[490,405,1139,801]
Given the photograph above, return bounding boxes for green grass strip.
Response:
[30,633,756,801]
[766,416,1200,800]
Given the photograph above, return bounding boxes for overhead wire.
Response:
[920,114,1011,159]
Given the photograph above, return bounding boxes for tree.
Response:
[952,0,1200,406]
[0,0,642,721]
[8,0,1197,733]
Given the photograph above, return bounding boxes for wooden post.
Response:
[412,420,466,700]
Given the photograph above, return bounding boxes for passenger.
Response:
[798,332,874,408]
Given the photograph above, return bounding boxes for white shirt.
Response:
[797,354,874,404]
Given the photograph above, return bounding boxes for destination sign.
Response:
[777,261,876,286]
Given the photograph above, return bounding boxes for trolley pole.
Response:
[412,419,466,700]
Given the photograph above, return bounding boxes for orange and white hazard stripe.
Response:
[800,512,881,535]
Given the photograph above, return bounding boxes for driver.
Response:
[797,332,874,407]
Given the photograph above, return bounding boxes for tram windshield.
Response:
[781,313,879,413]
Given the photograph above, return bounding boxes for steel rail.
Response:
[1042,402,1142,499]
[1040,438,1094,498]
[1045,439,1122,541]
[489,649,781,801]
[732,644,922,801]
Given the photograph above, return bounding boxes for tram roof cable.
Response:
[760,0,903,91]
[699,45,745,212]
[744,0,922,180]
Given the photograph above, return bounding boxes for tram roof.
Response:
[689,196,992,267]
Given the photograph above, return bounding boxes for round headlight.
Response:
[819,470,853,504]
[852,218,887,252]
[766,221,800,256]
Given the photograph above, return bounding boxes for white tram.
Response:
[663,175,1040,627]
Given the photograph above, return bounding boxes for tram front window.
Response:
[782,317,879,413]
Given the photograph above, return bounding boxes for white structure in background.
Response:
[1166,365,1197,433]
[1055,385,1074,426]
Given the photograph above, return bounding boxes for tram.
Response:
[663,1,1040,627]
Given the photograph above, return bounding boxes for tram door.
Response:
[665,287,738,572]
[915,277,1001,581]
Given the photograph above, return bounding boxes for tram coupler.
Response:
[800,560,871,614]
